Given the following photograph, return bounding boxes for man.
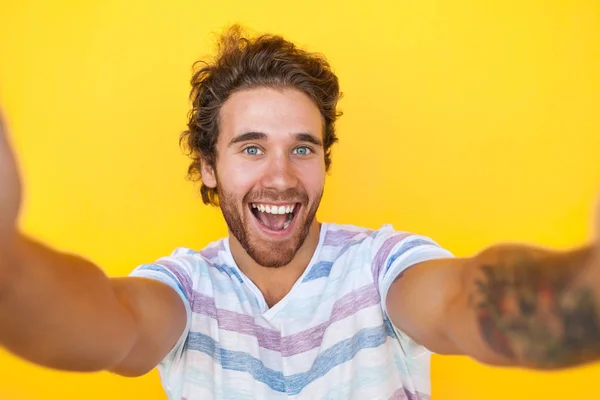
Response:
[0,26,599,400]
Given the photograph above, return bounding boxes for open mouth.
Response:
[249,202,300,232]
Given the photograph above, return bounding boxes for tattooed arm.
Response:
[385,243,600,369]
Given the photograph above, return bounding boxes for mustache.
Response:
[245,188,308,204]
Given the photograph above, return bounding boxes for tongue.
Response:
[257,212,288,231]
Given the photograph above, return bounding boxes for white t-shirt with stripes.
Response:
[130,222,452,399]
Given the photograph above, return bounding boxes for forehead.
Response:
[218,87,323,141]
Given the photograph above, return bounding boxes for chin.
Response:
[244,216,308,268]
[246,247,297,268]
[219,187,321,268]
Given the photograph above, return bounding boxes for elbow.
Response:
[96,309,141,372]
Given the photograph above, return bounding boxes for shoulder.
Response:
[369,225,453,295]
[129,238,229,291]
[324,222,442,252]
[321,222,376,246]
[325,223,452,281]
[370,224,444,253]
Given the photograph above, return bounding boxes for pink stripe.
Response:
[324,229,360,246]
[190,284,380,356]
[388,389,429,400]
[281,285,380,356]
[371,233,412,284]
[199,241,225,260]
[193,292,281,349]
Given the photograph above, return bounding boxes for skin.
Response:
[386,244,600,369]
[0,87,598,380]
[470,247,600,367]
[0,108,20,244]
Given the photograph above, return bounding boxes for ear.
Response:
[201,160,217,188]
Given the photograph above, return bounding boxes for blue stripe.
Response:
[135,264,186,297]
[303,261,334,282]
[384,239,436,275]
[186,333,286,392]
[213,263,244,283]
[303,235,371,283]
[186,323,395,395]
[304,230,375,283]
[337,236,369,258]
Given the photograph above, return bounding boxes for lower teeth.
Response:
[283,220,291,229]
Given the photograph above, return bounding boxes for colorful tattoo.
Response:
[472,247,600,368]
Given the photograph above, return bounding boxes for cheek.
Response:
[299,163,326,196]
[218,160,261,194]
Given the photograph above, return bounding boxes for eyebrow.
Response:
[228,131,267,146]
[228,131,323,147]
[295,133,323,147]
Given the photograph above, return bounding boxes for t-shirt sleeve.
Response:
[371,226,453,313]
[128,247,196,391]
[371,225,453,354]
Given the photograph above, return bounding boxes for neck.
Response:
[228,220,322,308]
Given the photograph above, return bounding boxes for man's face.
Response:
[202,87,326,268]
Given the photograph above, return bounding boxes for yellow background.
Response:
[1,0,599,399]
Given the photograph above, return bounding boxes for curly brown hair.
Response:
[180,25,343,206]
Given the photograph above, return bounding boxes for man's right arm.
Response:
[0,234,187,377]
[0,108,186,377]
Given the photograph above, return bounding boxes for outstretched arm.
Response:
[386,226,600,369]
[0,107,186,376]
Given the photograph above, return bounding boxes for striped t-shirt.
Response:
[130,222,452,399]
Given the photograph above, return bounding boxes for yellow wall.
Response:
[1,0,599,398]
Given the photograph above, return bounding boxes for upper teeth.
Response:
[251,203,295,214]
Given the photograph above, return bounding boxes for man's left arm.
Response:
[386,239,600,369]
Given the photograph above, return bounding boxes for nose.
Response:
[260,152,298,191]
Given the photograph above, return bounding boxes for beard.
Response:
[217,185,322,268]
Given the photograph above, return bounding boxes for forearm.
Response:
[0,233,138,372]
[448,243,600,369]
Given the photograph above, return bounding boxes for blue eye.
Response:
[244,146,263,156]
[293,146,312,155]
